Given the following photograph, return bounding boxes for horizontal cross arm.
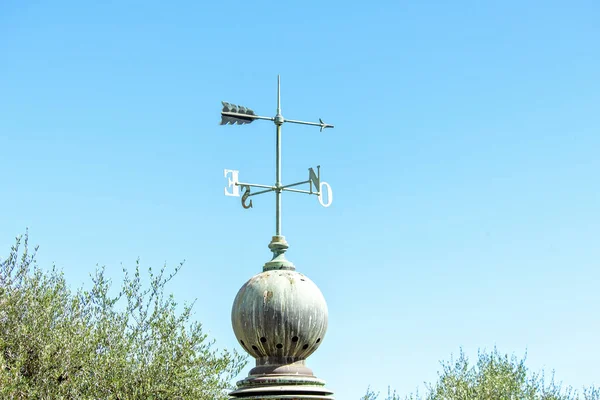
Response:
[236,182,275,190]
[281,187,320,196]
[284,118,334,130]
[280,180,310,190]
[248,188,276,197]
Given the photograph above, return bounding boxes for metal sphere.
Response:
[231,269,328,363]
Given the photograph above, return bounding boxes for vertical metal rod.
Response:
[277,75,281,115]
[275,75,282,236]
[276,124,281,236]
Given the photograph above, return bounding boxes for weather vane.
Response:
[222,75,334,238]
[222,75,336,399]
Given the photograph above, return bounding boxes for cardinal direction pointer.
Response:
[241,185,253,209]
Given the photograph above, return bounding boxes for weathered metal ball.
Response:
[231,269,328,363]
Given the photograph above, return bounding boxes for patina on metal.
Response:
[221,76,335,399]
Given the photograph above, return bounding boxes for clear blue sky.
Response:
[1,0,599,397]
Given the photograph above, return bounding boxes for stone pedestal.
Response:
[230,372,334,399]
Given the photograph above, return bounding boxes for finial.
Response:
[263,235,294,271]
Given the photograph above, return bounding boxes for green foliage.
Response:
[0,232,246,399]
[364,348,598,400]
[423,348,571,400]
[361,386,401,400]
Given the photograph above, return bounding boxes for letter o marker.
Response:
[318,182,333,208]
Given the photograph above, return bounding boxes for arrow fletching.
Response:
[221,101,256,125]
[319,118,334,132]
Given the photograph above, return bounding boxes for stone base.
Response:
[229,374,334,399]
